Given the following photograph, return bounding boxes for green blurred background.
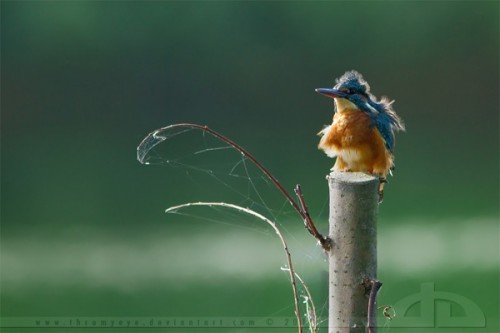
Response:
[1,1,498,332]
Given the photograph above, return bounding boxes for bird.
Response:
[316,70,405,201]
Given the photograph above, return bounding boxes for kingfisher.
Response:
[316,71,405,201]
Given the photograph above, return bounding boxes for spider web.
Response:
[137,124,330,330]
[137,125,319,234]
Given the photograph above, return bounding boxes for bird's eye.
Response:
[340,88,355,95]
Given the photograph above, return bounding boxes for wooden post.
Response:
[328,171,379,333]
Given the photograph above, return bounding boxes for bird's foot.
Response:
[378,177,387,204]
[378,190,384,203]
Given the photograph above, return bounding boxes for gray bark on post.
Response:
[328,171,379,333]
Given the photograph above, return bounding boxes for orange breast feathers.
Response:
[318,109,393,177]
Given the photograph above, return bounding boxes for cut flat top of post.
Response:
[328,171,378,184]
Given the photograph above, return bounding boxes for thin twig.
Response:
[294,184,331,251]
[365,278,383,333]
[165,202,304,333]
[282,268,318,333]
[140,123,330,251]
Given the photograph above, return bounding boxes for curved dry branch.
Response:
[165,202,304,333]
[138,123,329,251]
[295,185,331,251]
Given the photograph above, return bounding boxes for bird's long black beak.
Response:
[315,88,347,99]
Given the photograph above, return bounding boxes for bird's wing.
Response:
[359,100,402,152]
[375,113,395,152]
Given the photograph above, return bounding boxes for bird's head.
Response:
[316,70,373,111]
[316,70,405,141]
